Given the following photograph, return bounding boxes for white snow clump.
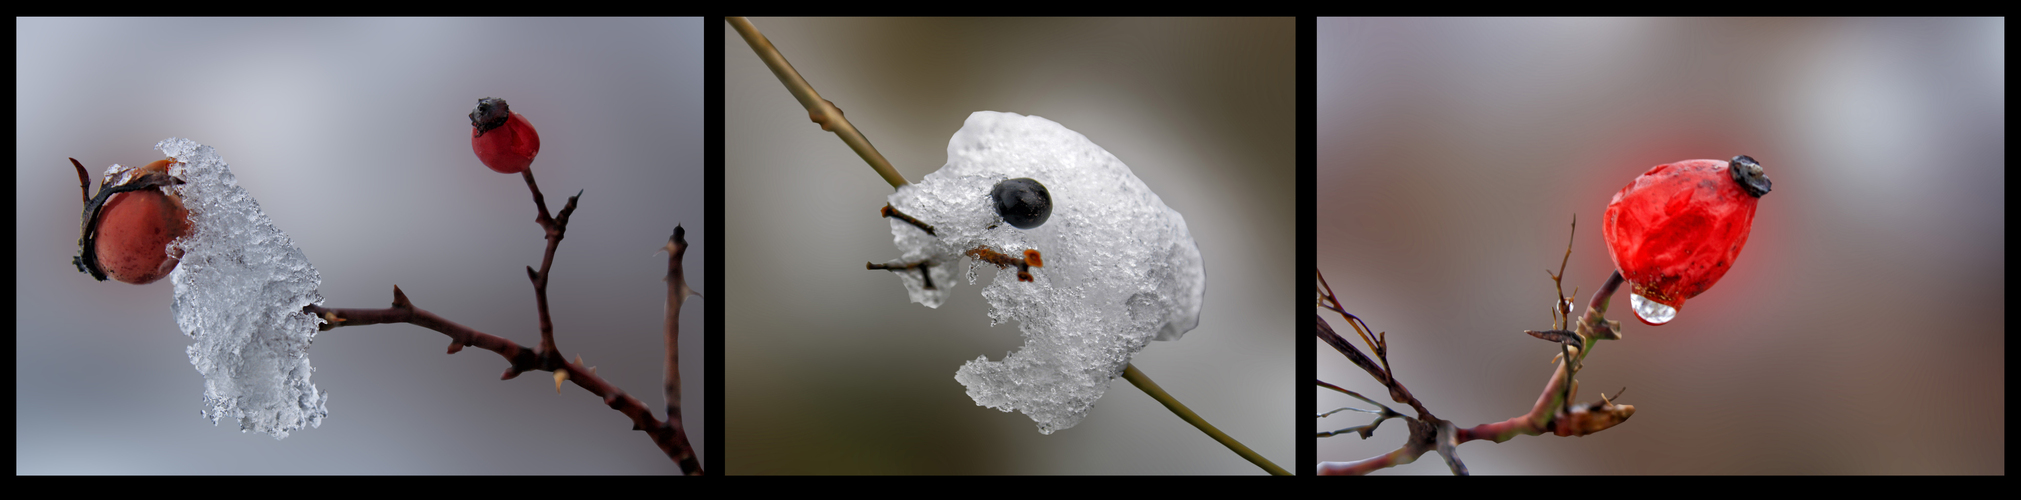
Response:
[160,137,329,439]
[876,111,1205,434]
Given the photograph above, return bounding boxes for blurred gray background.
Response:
[16,18,705,474]
[726,18,1294,474]
[1318,18,2002,474]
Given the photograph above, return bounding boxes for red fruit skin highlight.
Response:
[1602,159,1760,313]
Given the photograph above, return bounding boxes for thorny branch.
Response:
[520,166,580,374]
[304,168,702,475]
[1318,218,1634,475]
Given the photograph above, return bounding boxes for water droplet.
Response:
[1630,293,1676,325]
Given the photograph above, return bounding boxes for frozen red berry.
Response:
[74,158,189,284]
[469,97,541,174]
[1601,156,1771,325]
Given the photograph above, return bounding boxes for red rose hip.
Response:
[73,158,190,284]
[1601,156,1772,325]
[469,97,541,174]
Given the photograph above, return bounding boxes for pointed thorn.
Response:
[447,340,464,355]
[392,285,412,309]
[526,266,539,282]
[72,158,92,208]
[555,369,569,393]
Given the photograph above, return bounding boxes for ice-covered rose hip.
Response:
[73,158,189,284]
[1601,155,1772,325]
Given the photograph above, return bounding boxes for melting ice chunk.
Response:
[159,138,329,439]
[880,111,1205,434]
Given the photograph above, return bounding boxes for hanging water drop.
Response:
[1630,292,1676,325]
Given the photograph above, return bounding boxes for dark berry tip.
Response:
[470,97,511,134]
[1728,155,1772,198]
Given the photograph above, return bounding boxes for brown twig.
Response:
[881,204,935,235]
[304,289,696,472]
[661,225,701,475]
[1314,299,1436,422]
[520,167,580,373]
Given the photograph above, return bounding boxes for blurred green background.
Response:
[725,17,1295,474]
[1317,18,2002,474]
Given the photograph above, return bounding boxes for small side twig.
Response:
[1315,380,1403,439]
[520,167,580,374]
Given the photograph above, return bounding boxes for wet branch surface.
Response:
[305,167,701,475]
[1318,220,1636,475]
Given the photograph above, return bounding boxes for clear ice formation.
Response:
[878,112,1205,434]
[159,138,329,439]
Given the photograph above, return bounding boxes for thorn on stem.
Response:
[554,368,569,394]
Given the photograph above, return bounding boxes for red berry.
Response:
[75,158,189,284]
[1602,156,1772,325]
[469,97,540,174]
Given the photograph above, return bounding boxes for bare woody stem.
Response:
[728,16,907,189]
[521,167,580,371]
[1122,364,1289,476]
[662,225,700,475]
[1314,312,1437,422]
[303,287,700,473]
[734,16,1281,474]
[1454,271,1627,445]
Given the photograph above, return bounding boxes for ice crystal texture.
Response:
[160,138,328,439]
[879,112,1205,434]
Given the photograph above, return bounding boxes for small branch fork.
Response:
[733,16,1286,475]
[1318,217,1635,475]
[304,167,702,475]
